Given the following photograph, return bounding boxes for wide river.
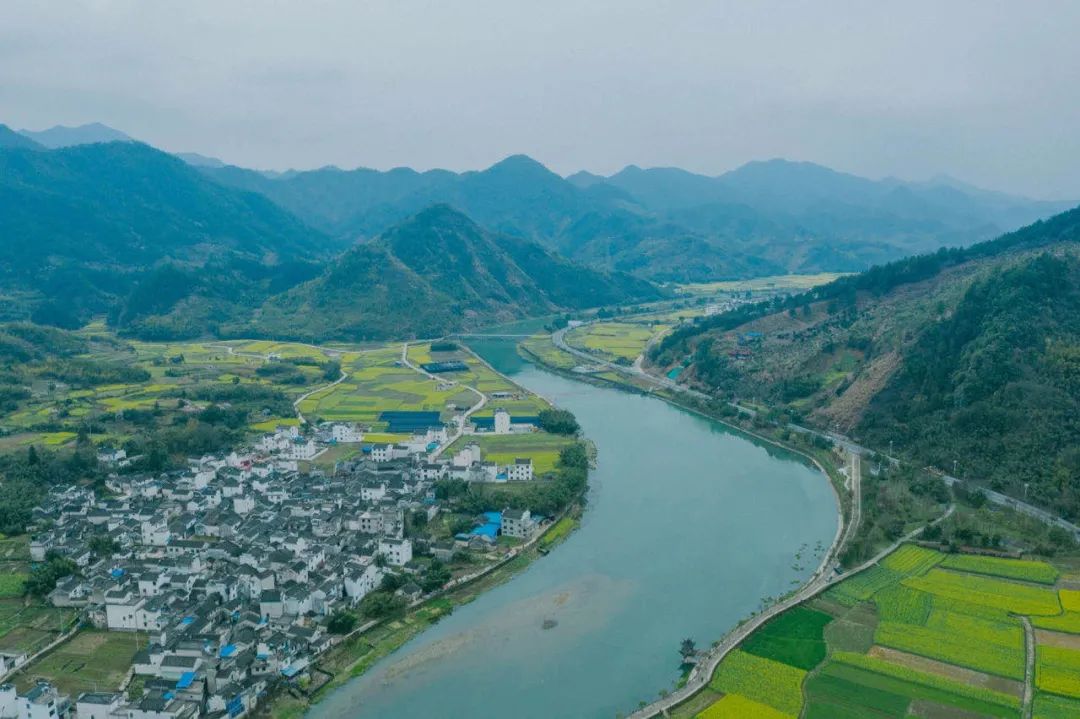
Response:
[308,338,839,719]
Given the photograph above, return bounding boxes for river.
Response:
[308,337,839,719]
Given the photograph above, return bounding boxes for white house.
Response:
[331,423,363,443]
[75,693,123,719]
[283,439,317,461]
[502,509,536,538]
[494,409,511,435]
[370,444,392,463]
[506,458,533,481]
[343,562,382,603]
[377,538,413,567]
[15,682,71,719]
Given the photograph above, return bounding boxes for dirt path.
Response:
[1021,616,1035,719]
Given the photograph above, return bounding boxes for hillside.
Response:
[0,141,328,335]
[650,207,1080,516]
[202,155,1069,281]
[251,205,663,340]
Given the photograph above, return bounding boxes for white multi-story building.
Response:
[377,538,413,567]
[502,509,535,539]
[331,423,363,443]
[370,444,392,463]
[493,409,511,435]
[507,458,533,481]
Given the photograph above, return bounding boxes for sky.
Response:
[2,1,1079,199]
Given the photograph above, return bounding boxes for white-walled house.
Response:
[506,458,533,481]
[377,538,413,567]
[502,509,536,538]
[330,423,363,443]
[494,409,511,435]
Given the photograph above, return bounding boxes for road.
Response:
[399,342,487,457]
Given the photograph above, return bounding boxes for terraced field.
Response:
[679,545,1080,719]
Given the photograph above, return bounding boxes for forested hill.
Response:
[251,205,663,341]
[0,141,328,335]
[649,206,1080,517]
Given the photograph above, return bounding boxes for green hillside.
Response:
[650,207,1080,517]
[252,205,663,341]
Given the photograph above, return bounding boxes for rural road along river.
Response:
[305,341,840,719]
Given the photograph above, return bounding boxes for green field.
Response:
[676,273,847,296]
[0,599,78,656]
[445,433,574,475]
[13,630,142,696]
[689,544,1075,718]
[565,322,663,362]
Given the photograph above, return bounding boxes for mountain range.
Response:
[0,135,659,339]
[199,151,1071,282]
[2,120,1075,342]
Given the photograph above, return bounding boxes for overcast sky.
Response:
[2,1,1079,199]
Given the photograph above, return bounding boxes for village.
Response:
[0,405,561,719]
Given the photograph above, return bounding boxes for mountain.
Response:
[176,152,226,168]
[0,124,42,150]
[18,122,134,148]
[251,205,664,341]
[0,141,328,335]
[649,206,1080,517]
[200,155,1070,282]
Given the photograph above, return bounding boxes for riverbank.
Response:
[266,502,584,719]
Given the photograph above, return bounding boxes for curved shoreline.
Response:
[516,338,853,718]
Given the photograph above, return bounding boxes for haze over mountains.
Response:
[0,121,1074,342]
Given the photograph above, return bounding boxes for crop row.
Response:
[880,545,944,576]
[1032,611,1080,635]
[1036,645,1080,700]
[904,568,1062,616]
[708,650,806,716]
[696,693,794,719]
[939,554,1059,585]
[875,610,1024,679]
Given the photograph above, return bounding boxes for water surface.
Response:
[309,340,837,719]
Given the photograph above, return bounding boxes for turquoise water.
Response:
[308,339,838,719]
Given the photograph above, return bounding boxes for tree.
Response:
[88,534,119,557]
[25,555,78,598]
[359,591,406,619]
[538,408,579,435]
[421,560,451,593]
[679,638,697,662]
[326,610,358,634]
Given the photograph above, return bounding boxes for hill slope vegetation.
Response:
[650,207,1080,516]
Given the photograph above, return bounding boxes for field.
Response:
[298,345,472,428]
[12,630,142,696]
[0,599,77,657]
[689,544,1077,719]
[0,331,346,449]
[676,273,847,296]
[565,322,663,362]
[407,343,549,420]
[740,606,832,670]
[707,649,806,716]
[940,554,1060,584]
[1035,645,1080,699]
[444,433,574,475]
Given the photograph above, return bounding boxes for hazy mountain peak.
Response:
[18,122,134,148]
[0,123,43,150]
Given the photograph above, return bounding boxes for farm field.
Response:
[405,342,549,419]
[0,329,345,450]
[0,598,78,657]
[564,322,665,362]
[444,432,574,475]
[675,272,847,296]
[298,345,474,429]
[12,629,143,696]
[686,544,1080,719]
